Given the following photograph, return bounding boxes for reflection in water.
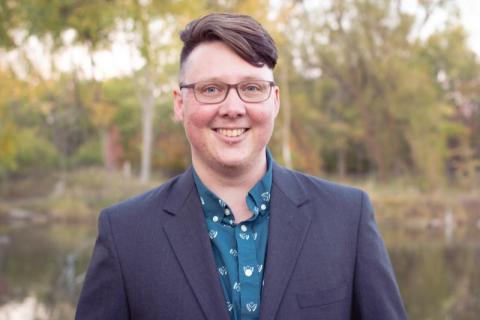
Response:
[383,225,480,320]
[0,224,94,320]
[0,296,48,320]
[0,222,479,319]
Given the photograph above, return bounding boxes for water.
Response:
[384,226,480,320]
[0,223,95,320]
[0,222,479,319]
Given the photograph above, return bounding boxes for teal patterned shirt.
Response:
[193,150,272,320]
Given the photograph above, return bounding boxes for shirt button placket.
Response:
[236,222,260,317]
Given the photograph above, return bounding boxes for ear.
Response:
[273,86,280,118]
[173,88,184,122]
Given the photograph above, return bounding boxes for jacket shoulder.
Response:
[101,172,185,222]
[276,166,367,205]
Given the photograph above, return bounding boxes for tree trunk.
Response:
[140,89,154,183]
[279,61,292,169]
[337,148,346,179]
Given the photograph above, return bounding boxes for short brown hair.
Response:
[179,13,277,73]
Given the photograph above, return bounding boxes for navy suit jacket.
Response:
[76,162,407,319]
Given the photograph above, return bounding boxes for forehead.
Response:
[182,41,274,83]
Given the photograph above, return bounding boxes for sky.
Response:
[457,0,480,55]
[2,1,480,80]
[414,0,480,55]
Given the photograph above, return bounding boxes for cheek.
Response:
[248,109,276,146]
[249,108,277,128]
[185,108,216,128]
[183,109,217,145]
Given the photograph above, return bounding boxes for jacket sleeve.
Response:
[352,191,408,319]
[75,209,130,320]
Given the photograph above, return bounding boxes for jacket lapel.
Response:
[163,168,229,320]
[260,163,312,320]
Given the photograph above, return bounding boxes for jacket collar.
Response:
[271,161,309,207]
[162,166,196,216]
[163,157,306,215]
[161,162,312,320]
[162,167,230,320]
[259,161,312,320]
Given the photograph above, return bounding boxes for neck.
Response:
[192,152,267,201]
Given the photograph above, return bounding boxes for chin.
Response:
[215,155,249,169]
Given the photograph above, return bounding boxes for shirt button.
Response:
[212,216,219,222]
[245,269,253,277]
[225,208,231,215]
[240,225,247,232]
[260,204,267,210]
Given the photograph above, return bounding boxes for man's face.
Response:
[173,41,280,174]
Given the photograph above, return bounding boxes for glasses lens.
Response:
[194,81,227,103]
[191,80,273,104]
[238,80,272,102]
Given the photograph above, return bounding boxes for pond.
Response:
[0,221,479,319]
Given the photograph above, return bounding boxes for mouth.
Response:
[215,128,248,138]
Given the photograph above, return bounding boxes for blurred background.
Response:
[0,0,479,319]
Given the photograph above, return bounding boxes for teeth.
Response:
[217,128,246,137]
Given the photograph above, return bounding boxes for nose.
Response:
[218,87,246,118]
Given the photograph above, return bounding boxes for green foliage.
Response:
[0,117,17,175]
[71,139,102,167]
[153,99,190,174]
[101,77,141,164]
[10,0,117,48]
[36,76,96,160]
[48,194,92,221]
[103,78,140,138]
[0,0,478,188]
[15,129,60,172]
[280,0,478,187]
[0,0,20,47]
[419,25,480,185]
[0,69,30,176]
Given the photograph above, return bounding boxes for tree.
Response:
[292,0,461,184]
[0,69,22,175]
[421,26,480,184]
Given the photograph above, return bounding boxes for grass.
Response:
[1,168,479,227]
[0,167,162,222]
[337,175,480,228]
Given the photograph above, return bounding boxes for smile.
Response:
[215,128,247,138]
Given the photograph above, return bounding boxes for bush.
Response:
[48,194,93,222]
[71,140,102,167]
[15,130,60,173]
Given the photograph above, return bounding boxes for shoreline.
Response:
[1,167,479,228]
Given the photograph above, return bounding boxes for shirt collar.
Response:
[193,149,273,223]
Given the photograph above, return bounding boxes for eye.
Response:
[240,81,267,95]
[205,86,218,93]
[197,82,225,95]
[244,84,261,92]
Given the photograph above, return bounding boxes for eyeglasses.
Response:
[179,79,276,104]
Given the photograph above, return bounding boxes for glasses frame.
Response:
[179,80,276,104]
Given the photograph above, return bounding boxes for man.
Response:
[76,13,407,320]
